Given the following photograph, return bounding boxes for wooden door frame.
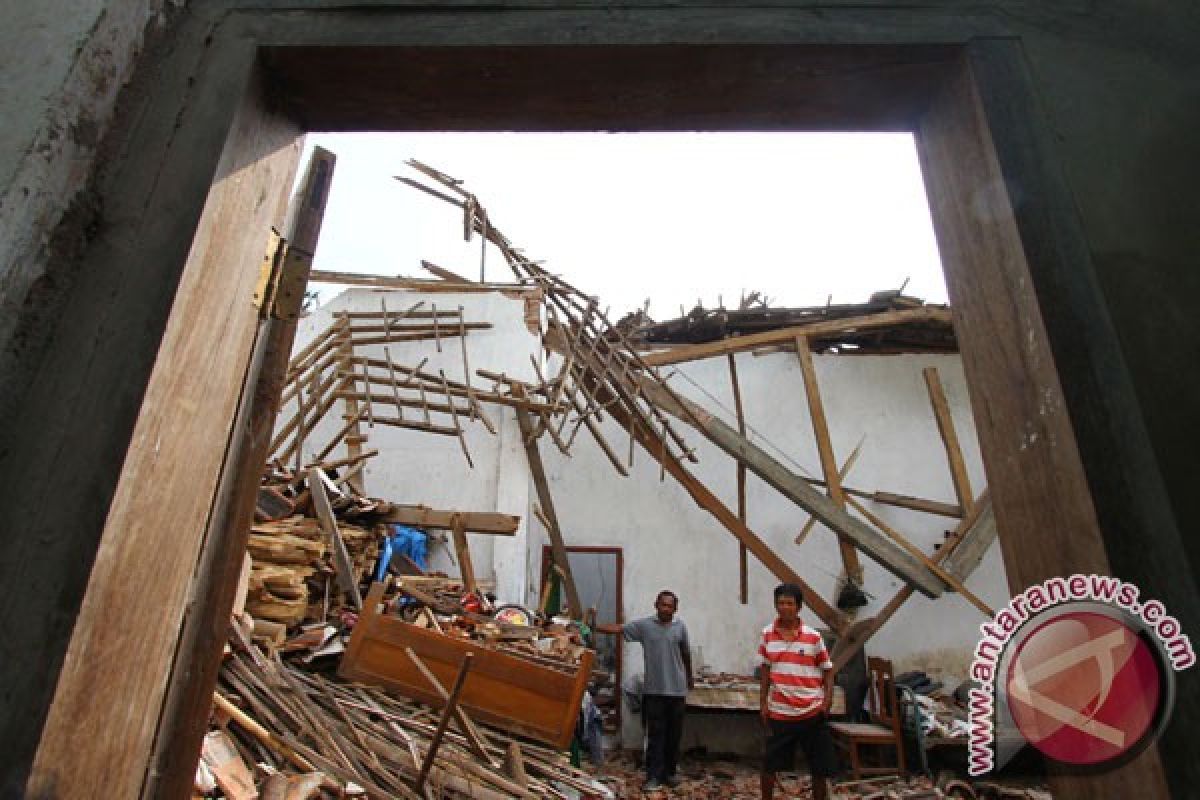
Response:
[7,17,1183,799]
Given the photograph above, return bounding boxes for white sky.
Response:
[303,132,946,320]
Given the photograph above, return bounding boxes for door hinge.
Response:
[254,228,311,320]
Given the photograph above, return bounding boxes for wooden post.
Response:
[727,353,749,604]
[450,513,478,595]
[795,335,863,587]
[514,390,583,619]
[922,366,974,516]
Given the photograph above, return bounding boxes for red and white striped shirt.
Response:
[756,619,832,720]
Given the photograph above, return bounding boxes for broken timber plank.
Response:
[923,366,975,516]
[414,652,473,792]
[514,390,584,620]
[635,376,943,598]
[377,506,519,534]
[941,496,997,582]
[796,335,864,585]
[308,468,363,610]
[640,307,953,367]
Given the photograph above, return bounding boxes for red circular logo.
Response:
[1005,611,1162,765]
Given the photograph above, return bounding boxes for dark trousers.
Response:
[642,694,686,781]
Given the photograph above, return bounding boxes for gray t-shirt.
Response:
[624,616,691,697]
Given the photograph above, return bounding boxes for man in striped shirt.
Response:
[757,583,837,800]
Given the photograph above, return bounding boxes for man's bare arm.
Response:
[593,622,623,635]
[680,642,694,691]
[759,667,772,724]
[821,668,836,714]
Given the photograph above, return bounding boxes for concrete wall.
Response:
[283,287,540,600]
[529,350,1006,747]
[0,0,176,435]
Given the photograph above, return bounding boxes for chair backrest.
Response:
[865,657,901,733]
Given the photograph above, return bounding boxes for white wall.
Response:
[281,288,540,600]
[530,350,1009,746]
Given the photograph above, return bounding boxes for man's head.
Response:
[654,589,678,623]
[773,583,804,622]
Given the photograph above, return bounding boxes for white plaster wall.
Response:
[280,288,538,599]
[530,350,1010,747]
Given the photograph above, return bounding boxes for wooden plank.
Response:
[145,145,337,800]
[450,513,477,594]
[340,584,593,748]
[728,353,749,605]
[941,497,997,581]
[377,506,520,534]
[640,307,953,367]
[415,653,473,792]
[308,269,534,293]
[795,335,863,585]
[868,490,962,519]
[636,376,944,597]
[514,390,583,619]
[309,467,363,609]
[922,366,975,515]
[27,73,302,800]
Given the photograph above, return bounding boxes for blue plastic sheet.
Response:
[374,524,429,582]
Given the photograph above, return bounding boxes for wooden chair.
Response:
[829,657,907,779]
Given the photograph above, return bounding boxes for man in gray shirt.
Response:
[595,589,693,790]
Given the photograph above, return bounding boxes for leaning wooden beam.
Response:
[640,307,954,367]
[923,366,975,516]
[831,490,991,672]
[942,496,997,582]
[727,353,750,605]
[845,495,994,616]
[590,374,846,631]
[308,269,532,293]
[421,259,474,283]
[308,468,363,609]
[636,376,944,598]
[439,369,474,468]
[514,390,584,620]
[414,653,474,793]
[796,334,864,586]
[377,506,520,534]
